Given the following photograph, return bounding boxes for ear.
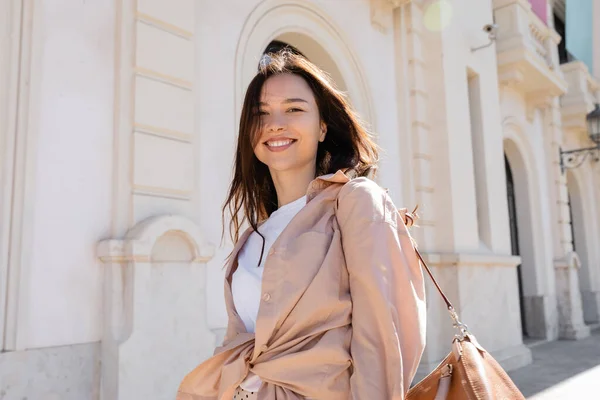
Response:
[319,122,327,142]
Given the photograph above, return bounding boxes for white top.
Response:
[231,195,307,392]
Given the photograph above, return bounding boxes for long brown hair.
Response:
[223,49,379,245]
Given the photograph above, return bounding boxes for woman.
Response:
[177,50,426,400]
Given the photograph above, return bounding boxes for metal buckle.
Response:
[441,364,453,378]
[448,306,470,341]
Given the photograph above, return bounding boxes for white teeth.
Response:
[266,139,293,147]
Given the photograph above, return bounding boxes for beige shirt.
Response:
[177,170,427,400]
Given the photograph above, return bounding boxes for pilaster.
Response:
[112,0,197,239]
[395,1,435,248]
[370,0,412,32]
[542,99,590,339]
[554,254,591,339]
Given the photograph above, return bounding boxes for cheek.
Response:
[297,118,322,142]
[253,139,266,162]
[251,128,266,155]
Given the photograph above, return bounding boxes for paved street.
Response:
[508,326,600,399]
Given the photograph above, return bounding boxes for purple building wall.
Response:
[529,0,548,24]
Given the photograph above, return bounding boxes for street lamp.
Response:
[560,103,600,173]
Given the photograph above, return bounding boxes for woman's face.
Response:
[253,73,326,176]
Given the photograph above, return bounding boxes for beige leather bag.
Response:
[406,249,526,400]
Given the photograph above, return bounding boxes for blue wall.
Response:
[566,0,594,71]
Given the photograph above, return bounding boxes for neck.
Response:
[269,164,315,208]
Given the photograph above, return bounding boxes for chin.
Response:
[258,155,316,176]
[266,163,298,173]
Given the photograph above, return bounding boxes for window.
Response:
[554,12,574,64]
[467,69,492,249]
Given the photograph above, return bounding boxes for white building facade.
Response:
[1,0,599,398]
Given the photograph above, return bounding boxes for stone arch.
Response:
[566,168,600,324]
[234,0,374,126]
[123,214,215,263]
[503,118,550,338]
[271,32,348,91]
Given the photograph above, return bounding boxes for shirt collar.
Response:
[306,168,356,202]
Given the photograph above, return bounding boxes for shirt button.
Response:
[262,293,271,302]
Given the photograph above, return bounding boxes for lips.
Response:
[265,138,295,147]
[264,138,297,152]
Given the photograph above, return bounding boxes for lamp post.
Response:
[559,103,600,174]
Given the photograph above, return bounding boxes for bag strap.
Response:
[414,247,470,337]
[337,195,470,337]
[413,249,452,310]
[414,246,471,334]
[400,207,470,337]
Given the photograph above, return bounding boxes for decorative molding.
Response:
[554,252,581,270]
[112,0,136,237]
[370,0,412,33]
[494,0,567,101]
[412,120,432,130]
[414,153,433,161]
[420,252,522,268]
[1,0,39,352]
[136,12,193,40]
[133,123,192,143]
[547,27,562,46]
[97,215,215,264]
[114,0,197,237]
[132,184,192,200]
[415,185,434,193]
[407,55,426,65]
[498,69,525,88]
[134,67,193,91]
[540,95,574,259]
[397,1,434,248]
[492,0,531,10]
[560,61,600,133]
[410,88,429,98]
[0,0,24,350]
[417,220,435,227]
[525,92,555,120]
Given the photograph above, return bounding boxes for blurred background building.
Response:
[1,0,599,398]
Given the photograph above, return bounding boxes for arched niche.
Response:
[272,32,348,93]
[503,119,550,339]
[96,215,216,400]
[234,0,373,128]
[121,214,215,263]
[566,169,600,324]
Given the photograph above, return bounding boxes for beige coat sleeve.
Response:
[336,178,426,399]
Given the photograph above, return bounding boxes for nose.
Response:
[265,114,286,133]
[269,125,284,132]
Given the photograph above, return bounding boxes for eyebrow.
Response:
[259,98,309,106]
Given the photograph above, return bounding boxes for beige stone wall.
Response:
[1,0,599,398]
[1,0,115,352]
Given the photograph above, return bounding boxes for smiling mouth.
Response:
[264,139,297,148]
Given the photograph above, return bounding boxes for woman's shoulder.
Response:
[338,176,388,205]
[336,176,396,225]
